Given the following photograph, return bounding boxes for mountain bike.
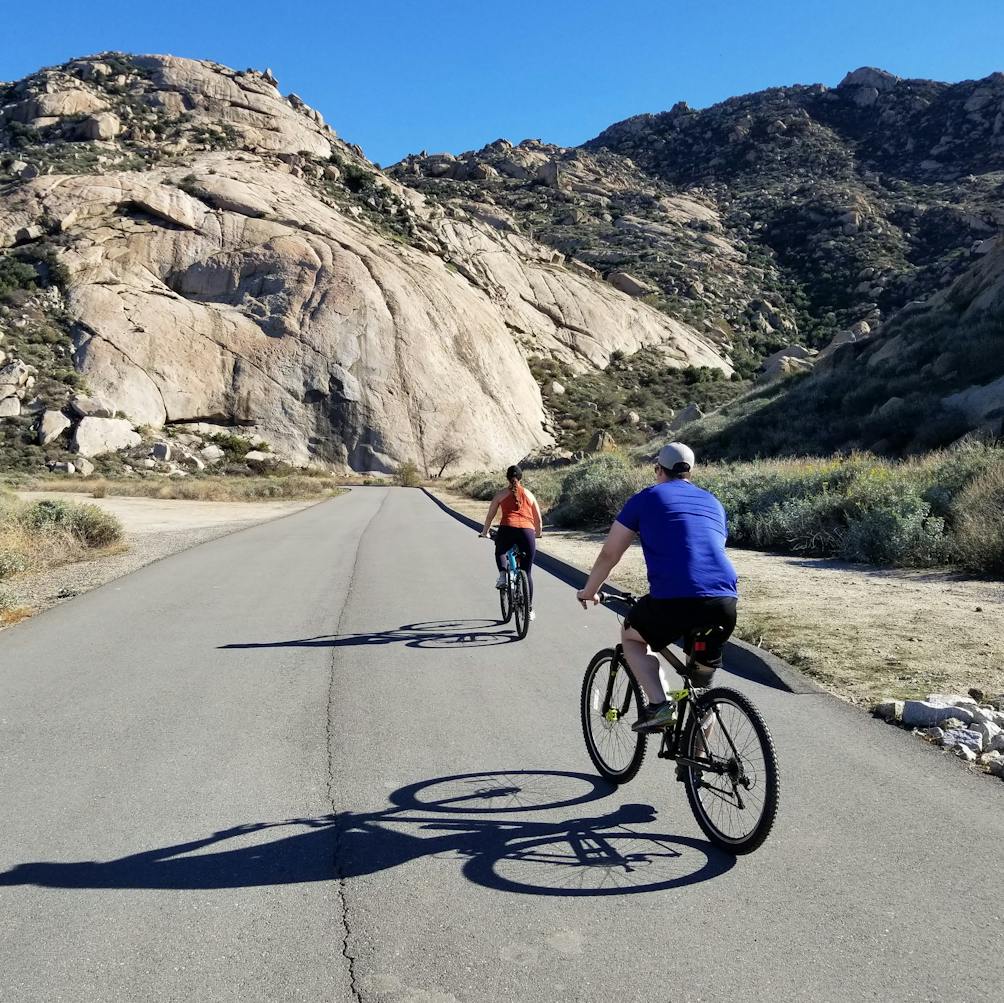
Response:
[580,593,780,854]
[497,543,531,640]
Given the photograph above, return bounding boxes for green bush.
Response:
[396,461,422,488]
[0,254,39,299]
[551,454,644,528]
[21,499,123,548]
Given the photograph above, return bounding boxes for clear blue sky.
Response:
[2,1,1002,166]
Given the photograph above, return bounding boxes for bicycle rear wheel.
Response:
[580,648,648,784]
[680,687,779,854]
[499,573,513,623]
[513,570,530,639]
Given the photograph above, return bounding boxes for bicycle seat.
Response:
[680,625,728,687]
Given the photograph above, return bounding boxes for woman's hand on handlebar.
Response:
[576,589,601,609]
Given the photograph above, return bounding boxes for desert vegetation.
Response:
[0,490,124,617]
[454,441,1004,576]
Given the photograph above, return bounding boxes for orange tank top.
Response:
[500,483,535,530]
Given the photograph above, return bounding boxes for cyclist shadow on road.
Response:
[218,619,520,652]
[0,771,734,897]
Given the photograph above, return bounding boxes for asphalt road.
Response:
[1,487,1001,1002]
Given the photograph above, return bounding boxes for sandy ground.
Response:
[434,487,1004,706]
[3,493,320,622]
[17,492,314,533]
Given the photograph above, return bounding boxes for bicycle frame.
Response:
[505,546,520,576]
[600,643,735,780]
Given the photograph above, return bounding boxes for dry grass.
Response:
[1,606,33,626]
[14,476,349,503]
[0,491,127,585]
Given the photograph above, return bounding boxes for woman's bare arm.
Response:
[480,490,506,536]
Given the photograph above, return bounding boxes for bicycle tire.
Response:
[513,570,530,639]
[499,574,513,623]
[580,648,648,784]
[681,686,780,854]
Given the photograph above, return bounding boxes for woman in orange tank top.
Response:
[479,465,543,618]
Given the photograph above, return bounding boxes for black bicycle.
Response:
[580,593,780,854]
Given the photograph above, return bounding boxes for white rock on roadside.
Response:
[199,444,225,463]
[972,721,1002,749]
[873,699,904,722]
[955,745,978,763]
[76,457,95,476]
[927,693,978,709]
[901,700,975,728]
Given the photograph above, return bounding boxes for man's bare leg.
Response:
[620,625,668,704]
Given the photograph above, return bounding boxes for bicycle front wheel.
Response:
[499,574,513,623]
[580,648,648,784]
[681,687,780,854]
[513,570,530,639]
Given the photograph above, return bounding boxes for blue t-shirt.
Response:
[616,480,738,599]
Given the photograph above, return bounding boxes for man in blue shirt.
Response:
[577,442,738,731]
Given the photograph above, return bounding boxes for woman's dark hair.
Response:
[506,464,523,482]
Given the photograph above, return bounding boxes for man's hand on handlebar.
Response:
[576,589,601,609]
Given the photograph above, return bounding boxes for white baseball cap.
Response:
[657,441,695,473]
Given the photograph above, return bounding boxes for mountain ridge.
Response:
[1,53,1002,474]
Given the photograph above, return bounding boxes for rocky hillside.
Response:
[3,57,1002,475]
[0,54,728,475]
[394,67,1004,455]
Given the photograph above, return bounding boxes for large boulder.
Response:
[70,395,116,419]
[669,403,704,430]
[80,112,121,141]
[585,430,617,453]
[607,271,656,297]
[38,410,72,445]
[72,417,141,458]
[0,360,30,400]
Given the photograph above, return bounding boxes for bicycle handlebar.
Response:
[599,591,638,607]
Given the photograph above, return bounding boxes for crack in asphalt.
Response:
[325,487,391,1002]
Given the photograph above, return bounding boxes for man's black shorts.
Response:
[624,595,737,668]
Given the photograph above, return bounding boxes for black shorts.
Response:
[624,595,737,669]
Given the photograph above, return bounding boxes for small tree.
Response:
[430,441,463,479]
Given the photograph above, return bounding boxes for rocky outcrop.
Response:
[0,54,730,473]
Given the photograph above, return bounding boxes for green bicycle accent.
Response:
[604,708,619,722]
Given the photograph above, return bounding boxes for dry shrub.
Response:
[0,491,125,582]
[952,461,1004,576]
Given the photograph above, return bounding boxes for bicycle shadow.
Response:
[0,771,734,897]
[218,619,518,652]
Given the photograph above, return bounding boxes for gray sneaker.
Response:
[495,572,507,589]
[632,699,677,733]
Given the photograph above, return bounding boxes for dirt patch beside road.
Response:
[433,487,1004,706]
